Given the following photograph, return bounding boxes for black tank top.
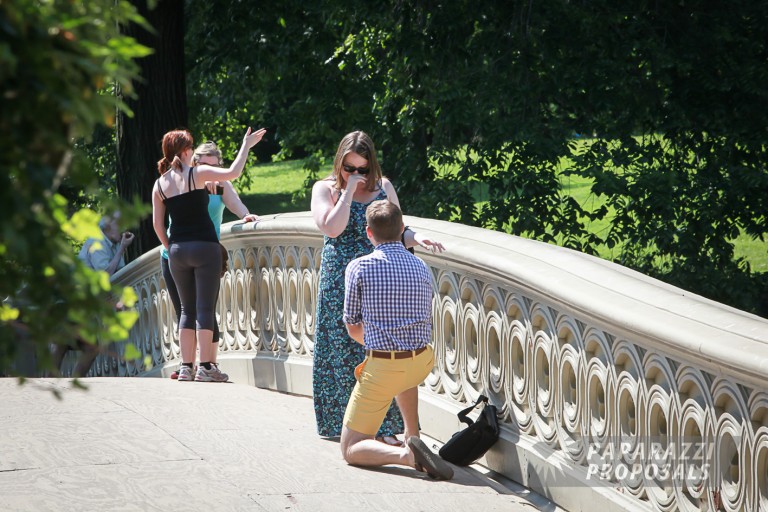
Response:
[157,167,218,244]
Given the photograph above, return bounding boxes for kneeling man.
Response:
[340,199,453,480]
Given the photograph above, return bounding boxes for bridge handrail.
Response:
[105,211,768,512]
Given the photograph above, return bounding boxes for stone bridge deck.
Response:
[0,378,559,512]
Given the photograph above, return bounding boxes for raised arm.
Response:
[312,171,369,238]
[311,179,350,238]
[195,127,267,182]
[310,180,344,238]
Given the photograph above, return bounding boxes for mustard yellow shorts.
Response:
[343,345,435,435]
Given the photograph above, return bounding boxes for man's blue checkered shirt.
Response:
[343,241,433,351]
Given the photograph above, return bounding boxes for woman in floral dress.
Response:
[310,131,444,442]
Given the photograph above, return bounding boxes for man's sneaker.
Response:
[177,366,195,381]
[195,365,228,382]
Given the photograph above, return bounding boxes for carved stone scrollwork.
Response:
[97,213,768,512]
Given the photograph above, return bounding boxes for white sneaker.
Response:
[195,365,228,382]
[177,366,195,381]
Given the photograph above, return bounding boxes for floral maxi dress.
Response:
[312,188,404,437]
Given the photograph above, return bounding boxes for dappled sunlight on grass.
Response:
[225,159,310,221]
[733,233,768,272]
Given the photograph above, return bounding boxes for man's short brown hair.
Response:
[366,200,403,242]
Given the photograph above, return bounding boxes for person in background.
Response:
[152,127,266,383]
[162,140,260,379]
[339,200,452,480]
[310,130,445,445]
[52,212,136,376]
[78,212,135,276]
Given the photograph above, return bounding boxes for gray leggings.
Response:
[161,256,220,341]
[169,241,222,331]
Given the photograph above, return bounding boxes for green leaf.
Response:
[123,343,141,361]
[62,209,102,242]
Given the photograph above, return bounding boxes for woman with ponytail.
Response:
[152,127,266,382]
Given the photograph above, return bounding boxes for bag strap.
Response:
[456,395,489,427]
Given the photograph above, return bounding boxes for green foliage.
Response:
[185,1,378,160]
[189,1,767,315]
[0,0,150,375]
[569,133,768,312]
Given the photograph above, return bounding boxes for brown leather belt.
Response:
[366,346,428,360]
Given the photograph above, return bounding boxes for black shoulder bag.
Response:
[438,395,500,466]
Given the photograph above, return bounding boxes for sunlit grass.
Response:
[557,163,768,272]
[225,159,310,222]
[733,233,768,272]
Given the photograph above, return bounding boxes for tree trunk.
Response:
[117,0,188,259]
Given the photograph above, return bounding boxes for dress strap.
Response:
[188,166,197,191]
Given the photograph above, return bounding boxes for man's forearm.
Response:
[345,322,364,344]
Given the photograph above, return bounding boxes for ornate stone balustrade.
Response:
[103,211,768,512]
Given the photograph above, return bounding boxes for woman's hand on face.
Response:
[243,127,267,149]
[345,172,368,193]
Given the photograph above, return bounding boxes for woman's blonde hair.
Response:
[192,141,223,166]
[331,131,382,192]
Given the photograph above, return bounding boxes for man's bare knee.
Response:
[340,425,373,464]
[340,440,356,464]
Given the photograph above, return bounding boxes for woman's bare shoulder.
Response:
[380,176,396,191]
[312,176,336,190]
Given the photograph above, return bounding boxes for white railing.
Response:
[99,211,768,512]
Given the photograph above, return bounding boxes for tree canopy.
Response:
[0,0,150,376]
[185,0,768,314]
[2,0,766,377]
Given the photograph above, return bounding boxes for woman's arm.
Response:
[221,181,259,222]
[311,179,353,238]
[381,178,401,208]
[151,183,169,250]
[382,178,446,253]
[196,127,267,182]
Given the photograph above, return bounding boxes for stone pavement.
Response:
[0,378,560,512]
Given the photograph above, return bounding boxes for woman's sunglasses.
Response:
[342,164,370,175]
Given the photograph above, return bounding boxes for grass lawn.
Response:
[225,159,311,223]
[559,171,768,273]
[235,157,768,273]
